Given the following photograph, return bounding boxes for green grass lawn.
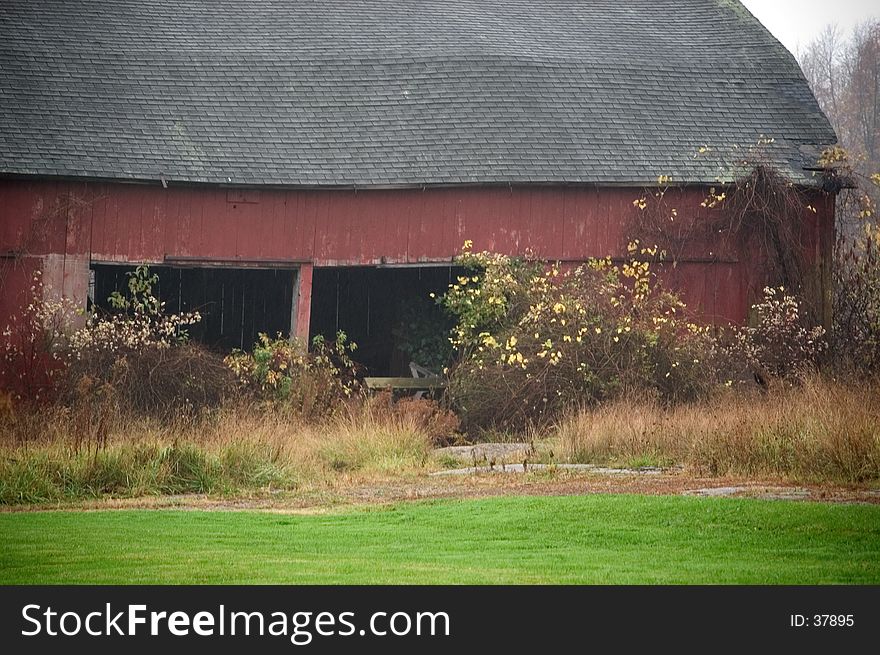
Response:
[1,495,879,584]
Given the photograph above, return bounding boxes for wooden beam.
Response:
[292,263,313,349]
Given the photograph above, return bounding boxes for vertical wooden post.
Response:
[292,263,313,350]
[820,193,835,333]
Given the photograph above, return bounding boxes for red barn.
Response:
[1,0,836,377]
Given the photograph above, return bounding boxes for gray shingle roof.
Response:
[0,0,836,186]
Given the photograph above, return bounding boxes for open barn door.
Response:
[309,265,461,376]
[90,262,300,352]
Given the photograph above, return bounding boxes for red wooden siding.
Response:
[1,181,642,265]
[0,178,834,334]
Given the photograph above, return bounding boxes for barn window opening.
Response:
[309,266,461,377]
[89,263,297,351]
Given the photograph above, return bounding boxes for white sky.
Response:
[740,0,880,55]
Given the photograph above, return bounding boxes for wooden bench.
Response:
[364,362,446,399]
[363,376,446,392]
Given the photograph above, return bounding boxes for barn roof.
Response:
[0,0,836,187]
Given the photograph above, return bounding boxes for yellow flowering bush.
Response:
[440,243,714,432]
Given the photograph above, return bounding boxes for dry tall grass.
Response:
[557,377,880,483]
[194,395,450,477]
[0,394,455,504]
[3,376,878,504]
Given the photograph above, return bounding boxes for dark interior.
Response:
[90,263,297,351]
[309,266,459,376]
[91,263,459,371]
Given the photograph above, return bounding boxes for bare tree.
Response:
[846,21,880,167]
[799,24,846,137]
[799,20,880,176]
[800,21,880,373]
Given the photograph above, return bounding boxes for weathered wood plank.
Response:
[364,377,446,390]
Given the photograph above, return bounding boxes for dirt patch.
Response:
[4,468,878,513]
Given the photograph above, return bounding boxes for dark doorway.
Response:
[90,263,297,351]
[309,266,460,376]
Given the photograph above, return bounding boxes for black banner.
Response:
[1,586,876,652]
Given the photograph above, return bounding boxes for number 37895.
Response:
[790,614,854,627]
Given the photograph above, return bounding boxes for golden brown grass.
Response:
[3,377,879,505]
[557,377,880,484]
[0,395,454,504]
[201,396,442,478]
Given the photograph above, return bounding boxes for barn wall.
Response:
[0,181,645,265]
[0,178,834,340]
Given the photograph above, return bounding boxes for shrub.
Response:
[391,296,454,372]
[65,344,235,420]
[68,265,202,356]
[831,232,880,374]
[60,265,234,419]
[1,270,78,402]
[440,243,715,433]
[715,286,826,383]
[225,331,361,418]
[2,265,233,420]
[367,393,460,447]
